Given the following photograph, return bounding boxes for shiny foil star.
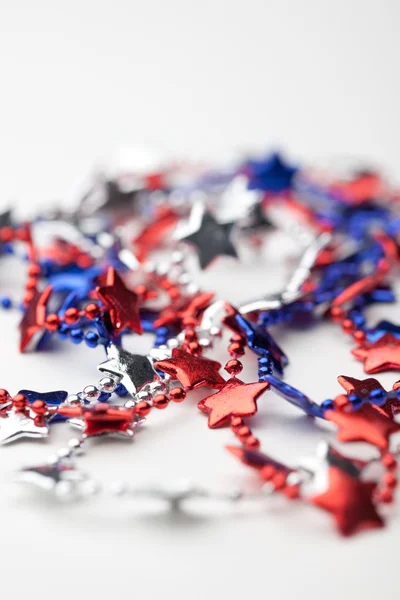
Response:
[198,377,269,428]
[326,404,400,450]
[133,208,178,263]
[352,333,400,374]
[154,292,214,329]
[14,460,95,500]
[0,409,49,444]
[155,348,225,390]
[19,286,52,352]
[337,375,400,418]
[226,445,292,475]
[311,466,383,536]
[98,344,158,398]
[69,403,143,439]
[96,267,142,335]
[177,202,238,269]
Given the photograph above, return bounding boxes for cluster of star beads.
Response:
[2,148,400,536]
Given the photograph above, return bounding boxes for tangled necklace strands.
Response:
[3,151,400,535]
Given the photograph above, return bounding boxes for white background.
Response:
[0,1,399,599]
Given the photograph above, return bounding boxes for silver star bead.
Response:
[98,344,159,398]
[14,459,98,501]
[0,409,49,445]
[115,480,208,511]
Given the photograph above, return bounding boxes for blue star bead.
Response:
[366,320,400,342]
[234,313,288,374]
[264,375,324,418]
[18,389,68,422]
[246,152,298,193]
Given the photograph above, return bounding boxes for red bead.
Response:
[28,264,41,277]
[34,415,45,427]
[382,453,397,470]
[237,425,251,441]
[334,394,349,410]
[230,334,244,343]
[0,389,10,403]
[170,387,186,402]
[225,359,243,375]
[379,489,394,504]
[25,277,38,291]
[383,473,397,488]
[228,342,245,357]
[245,435,260,449]
[230,416,244,431]
[260,465,276,481]
[84,303,100,320]
[330,306,344,322]
[0,226,14,242]
[342,318,354,333]
[45,313,60,331]
[353,330,366,342]
[284,485,300,499]
[153,394,169,409]
[184,328,197,342]
[12,393,27,411]
[23,291,34,305]
[134,284,147,297]
[188,341,201,355]
[272,472,287,490]
[182,317,196,328]
[136,401,151,417]
[64,307,80,324]
[31,399,47,416]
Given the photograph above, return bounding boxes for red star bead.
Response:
[352,333,400,374]
[96,267,142,335]
[198,377,269,428]
[311,466,384,536]
[326,404,400,450]
[155,348,225,390]
[153,292,215,329]
[19,286,53,352]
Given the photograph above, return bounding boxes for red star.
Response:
[338,375,400,418]
[226,445,291,475]
[96,267,142,335]
[155,348,225,390]
[198,377,269,428]
[19,286,52,353]
[352,333,400,374]
[63,403,137,438]
[311,466,384,536]
[153,292,214,329]
[326,404,400,450]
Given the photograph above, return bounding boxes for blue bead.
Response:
[70,328,84,344]
[85,331,99,348]
[320,399,334,413]
[1,296,12,309]
[348,394,363,410]
[369,388,386,405]
[258,374,270,382]
[156,326,169,337]
[58,323,69,340]
[115,383,128,397]
[258,356,273,367]
[258,366,272,375]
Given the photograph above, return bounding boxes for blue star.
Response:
[246,152,298,193]
[18,389,68,422]
[48,266,103,297]
[234,313,288,374]
[264,374,323,418]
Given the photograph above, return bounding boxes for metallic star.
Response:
[176,202,238,269]
[198,377,269,428]
[14,460,97,501]
[153,291,215,329]
[246,152,297,193]
[19,286,52,352]
[98,344,158,398]
[299,441,367,482]
[0,409,49,444]
[69,403,144,439]
[154,347,225,390]
[337,375,400,418]
[325,404,400,450]
[352,333,400,374]
[226,445,292,476]
[96,267,143,335]
[18,389,69,422]
[311,466,384,536]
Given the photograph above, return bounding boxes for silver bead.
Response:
[82,385,100,402]
[57,447,72,460]
[210,326,221,337]
[124,399,136,409]
[177,273,191,286]
[171,250,184,265]
[136,390,151,402]
[167,338,179,349]
[68,437,85,456]
[98,376,117,393]
[65,394,83,406]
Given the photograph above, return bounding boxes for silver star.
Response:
[14,459,98,501]
[98,344,159,398]
[116,480,208,511]
[0,409,49,445]
[217,175,261,223]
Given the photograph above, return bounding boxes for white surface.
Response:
[1,1,400,599]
